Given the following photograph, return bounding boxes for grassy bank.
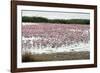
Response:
[22,51,90,62]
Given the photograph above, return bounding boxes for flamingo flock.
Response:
[22,23,90,54]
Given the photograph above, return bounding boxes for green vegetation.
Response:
[22,16,90,24]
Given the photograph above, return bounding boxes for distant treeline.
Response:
[22,16,90,24]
